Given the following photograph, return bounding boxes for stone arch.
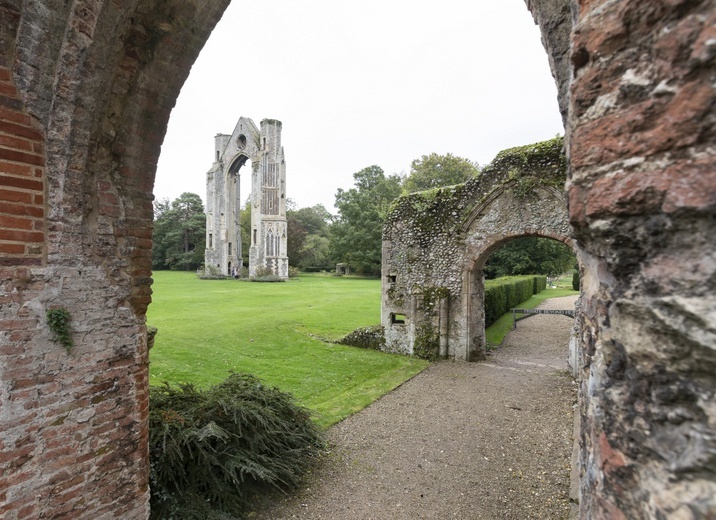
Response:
[1,1,714,518]
[457,183,573,360]
[228,153,249,175]
[382,147,571,362]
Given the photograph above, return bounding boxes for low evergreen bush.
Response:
[149,373,323,519]
[572,271,580,291]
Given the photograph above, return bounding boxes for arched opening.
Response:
[204,152,250,276]
[2,1,712,518]
[463,233,576,361]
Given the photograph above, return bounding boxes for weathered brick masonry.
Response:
[0,0,713,518]
[0,1,230,518]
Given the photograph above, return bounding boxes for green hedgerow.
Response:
[149,372,323,519]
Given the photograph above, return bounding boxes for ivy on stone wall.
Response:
[413,322,440,361]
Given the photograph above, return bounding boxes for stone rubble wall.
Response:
[382,137,571,361]
[528,0,716,517]
[0,0,713,518]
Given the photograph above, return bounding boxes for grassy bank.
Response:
[148,271,577,426]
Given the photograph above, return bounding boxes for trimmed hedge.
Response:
[484,275,547,327]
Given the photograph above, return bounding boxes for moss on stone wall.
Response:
[421,286,449,311]
[413,322,440,361]
[383,136,566,241]
[480,136,566,190]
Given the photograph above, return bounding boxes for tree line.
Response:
[152,152,575,277]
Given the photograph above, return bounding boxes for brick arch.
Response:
[1,1,714,518]
[0,2,231,517]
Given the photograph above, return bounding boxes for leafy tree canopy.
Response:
[484,237,576,279]
[291,204,332,237]
[152,192,206,271]
[403,152,480,193]
[286,214,308,268]
[331,165,402,275]
[286,204,334,268]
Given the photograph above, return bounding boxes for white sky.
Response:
[155,0,564,213]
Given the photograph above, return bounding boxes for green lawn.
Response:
[148,271,577,427]
[147,272,428,428]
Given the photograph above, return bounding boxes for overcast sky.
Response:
[154,0,564,213]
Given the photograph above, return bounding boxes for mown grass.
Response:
[147,272,428,428]
[148,271,577,427]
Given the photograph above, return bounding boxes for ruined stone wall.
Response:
[528,0,716,517]
[0,1,230,518]
[205,117,261,275]
[382,138,571,361]
[249,119,288,278]
[0,1,713,518]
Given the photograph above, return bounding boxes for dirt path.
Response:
[252,295,579,520]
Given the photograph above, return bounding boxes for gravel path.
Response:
[252,295,579,520]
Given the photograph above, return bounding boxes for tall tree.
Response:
[152,192,206,271]
[484,237,576,279]
[330,166,402,275]
[403,152,480,193]
[291,204,332,237]
[286,215,308,267]
[300,234,332,270]
[286,204,333,268]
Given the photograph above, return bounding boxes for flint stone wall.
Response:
[382,137,571,362]
[0,0,713,518]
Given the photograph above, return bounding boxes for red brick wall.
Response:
[0,66,45,266]
[0,1,230,519]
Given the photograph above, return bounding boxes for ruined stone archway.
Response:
[1,1,714,518]
[382,138,571,361]
[206,117,289,279]
[463,202,574,361]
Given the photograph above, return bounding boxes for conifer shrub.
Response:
[572,271,580,291]
[149,373,323,519]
